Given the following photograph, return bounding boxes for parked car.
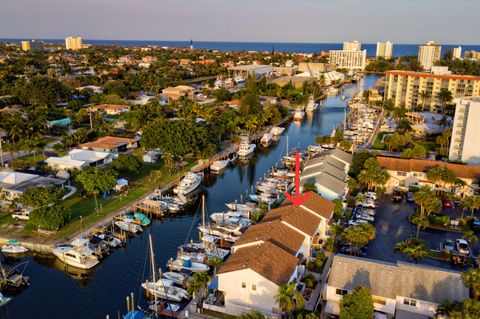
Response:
[455,239,470,255]
[406,192,414,203]
[392,190,403,203]
[355,213,375,223]
[442,240,455,254]
[443,200,455,209]
[362,198,376,208]
[348,219,369,227]
[364,191,377,201]
[362,208,376,217]
[472,218,480,232]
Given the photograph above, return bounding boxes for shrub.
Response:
[29,205,71,231]
[429,214,451,226]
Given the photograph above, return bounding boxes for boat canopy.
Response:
[7,239,20,244]
[208,276,218,290]
[124,309,147,319]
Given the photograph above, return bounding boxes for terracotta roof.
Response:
[93,104,130,111]
[376,156,480,180]
[218,241,300,286]
[280,192,335,220]
[233,219,305,255]
[79,136,136,150]
[263,202,322,236]
[385,70,480,81]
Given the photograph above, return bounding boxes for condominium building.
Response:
[376,41,393,59]
[65,36,83,50]
[449,97,480,165]
[465,50,480,61]
[329,50,367,70]
[21,40,44,51]
[343,40,361,51]
[384,70,480,111]
[418,41,442,70]
[453,46,462,59]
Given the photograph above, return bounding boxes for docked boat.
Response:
[0,262,30,288]
[249,194,277,205]
[270,126,285,136]
[168,257,209,273]
[115,220,143,233]
[225,202,256,212]
[210,159,229,172]
[305,96,318,112]
[260,132,273,145]
[234,76,246,84]
[163,271,190,286]
[181,238,230,261]
[98,234,122,248]
[1,240,28,254]
[198,223,242,243]
[293,109,305,121]
[142,278,190,303]
[237,142,256,157]
[173,172,204,195]
[52,244,100,270]
[0,293,12,307]
[123,213,150,227]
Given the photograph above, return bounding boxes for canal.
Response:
[0,75,380,319]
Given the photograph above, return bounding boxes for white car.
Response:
[355,213,375,223]
[362,199,376,209]
[362,208,376,217]
[364,192,377,201]
[455,239,470,255]
[348,219,369,227]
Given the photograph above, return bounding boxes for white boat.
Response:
[0,293,12,307]
[198,224,241,243]
[182,238,230,261]
[210,160,229,171]
[114,220,143,233]
[142,279,190,302]
[237,142,256,157]
[260,132,273,145]
[52,245,100,270]
[163,271,190,286]
[1,245,28,254]
[225,202,256,212]
[270,126,285,136]
[168,257,210,272]
[173,172,204,195]
[305,96,318,112]
[234,76,246,84]
[98,234,122,248]
[293,110,305,121]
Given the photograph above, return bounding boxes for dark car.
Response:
[472,218,480,232]
[392,190,403,203]
[406,192,414,202]
[442,200,455,209]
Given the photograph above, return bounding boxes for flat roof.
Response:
[386,70,480,81]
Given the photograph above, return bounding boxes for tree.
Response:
[240,75,261,115]
[462,230,478,245]
[339,286,374,319]
[16,75,70,106]
[302,182,317,193]
[275,282,304,316]
[395,239,429,263]
[240,311,266,319]
[400,143,426,159]
[76,167,117,213]
[339,139,352,152]
[436,130,452,157]
[18,186,66,208]
[206,256,223,273]
[29,204,71,231]
[446,299,480,319]
[436,88,453,114]
[396,118,413,135]
[342,223,376,248]
[112,154,143,174]
[332,198,343,220]
[462,268,480,299]
[411,214,429,239]
[187,272,210,299]
[462,195,480,218]
[357,158,389,191]
[413,187,435,218]
[349,150,376,178]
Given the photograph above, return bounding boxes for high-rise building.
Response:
[21,40,44,51]
[453,46,462,59]
[376,41,393,59]
[329,50,367,70]
[384,70,480,112]
[465,50,480,61]
[343,40,361,51]
[449,97,480,165]
[65,36,83,50]
[418,41,442,71]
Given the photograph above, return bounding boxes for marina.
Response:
[0,75,380,319]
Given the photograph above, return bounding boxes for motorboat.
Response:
[1,240,28,254]
[141,278,190,302]
[225,202,256,212]
[168,257,209,273]
[249,194,277,205]
[260,132,273,145]
[305,95,318,112]
[163,271,190,286]
[0,293,12,307]
[98,234,122,248]
[270,126,285,136]
[173,172,204,195]
[293,109,305,121]
[123,213,150,226]
[181,238,230,261]
[237,142,256,157]
[198,223,242,243]
[114,220,143,233]
[210,211,249,222]
[52,244,100,270]
[210,159,229,172]
[234,76,246,84]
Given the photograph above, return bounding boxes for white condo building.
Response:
[449,97,480,165]
[376,41,393,59]
[343,40,361,51]
[329,50,367,70]
[65,36,83,50]
[453,46,462,59]
[418,41,442,71]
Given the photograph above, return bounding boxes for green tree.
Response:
[339,286,374,319]
[76,167,117,213]
[349,150,376,178]
[187,272,211,299]
[16,75,70,106]
[357,158,389,191]
[275,282,305,316]
[400,143,426,159]
[302,182,317,193]
[342,223,376,248]
[462,268,480,299]
[462,195,480,218]
[29,204,71,231]
[446,299,480,319]
[239,311,266,319]
[436,88,453,114]
[435,130,452,157]
[18,186,66,208]
[240,75,262,115]
[339,139,352,152]
[112,154,143,174]
[411,214,429,239]
[395,239,429,263]
[462,230,478,245]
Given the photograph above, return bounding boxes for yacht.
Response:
[225,202,256,212]
[141,278,190,302]
[52,245,100,270]
[260,132,273,145]
[270,126,285,136]
[173,172,204,195]
[305,96,318,112]
[237,142,256,157]
[114,220,143,233]
[198,223,242,243]
[293,109,305,121]
[210,159,229,172]
[163,271,190,286]
[181,238,230,261]
[168,257,209,273]
[1,240,28,254]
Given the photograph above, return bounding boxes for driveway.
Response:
[363,195,479,270]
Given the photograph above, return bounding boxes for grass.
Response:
[372,131,388,150]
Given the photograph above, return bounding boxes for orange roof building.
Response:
[79,136,137,153]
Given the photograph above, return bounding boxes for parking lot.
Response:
[363,195,479,270]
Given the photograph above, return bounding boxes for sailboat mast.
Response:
[202,195,205,229]
[148,234,158,315]
[286,135,289,157]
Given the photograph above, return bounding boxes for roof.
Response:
[47,118,72,126]
[302,172,346,195]
[79,136,136,151]
[328,255,469,304]
[0,170,37,185]
[386,70,480,81]
[162,85,195,92]
[0,170,63,193]
[228,64,272,72]
[376,156,480,179]
[45,149,112,167]
[233,219,306,255]
[304,155,346,172]
[325,148,353,165]
[302,162,347,181]
[262,203,322,236]
[218,241,300,286]
[93,104,130,111]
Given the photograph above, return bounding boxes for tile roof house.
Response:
[161,85,195,101]
[323,255,469,319]
[79,136,137,153]
[0,170,64,201]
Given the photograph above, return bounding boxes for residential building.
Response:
[21,40,44,52]
[453,46,462,59]
[449,97,480,164]
[430,66,451,75]
[322,255,469,319]
[329,50,367,70]
[91,104,131,115]
[464,50,480,61]
[45,149,115,171]
[227,65,274,79]
[0,170,64,201]
[376,156,480,196]
[79,136,137,153]
[384,70,480,111]
[65,36,83,50]
[343,40,361,51]
[376,41,393,59]
[418,41,441,71]
[161,85,195,101]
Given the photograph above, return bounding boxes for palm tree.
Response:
[206,256,223,274]
[411,215,429,239]
[436,88,453,115]
[395,239,429,263]
[413,187,434,217]
[187,272,211,299]
[462,230,478,245]
[240,311,266,319]
[419,90,430,112]
[462,268,480,299]
[463,195,480,218]
[275,282,305,316]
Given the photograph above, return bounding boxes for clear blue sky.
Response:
[1,0,479,44]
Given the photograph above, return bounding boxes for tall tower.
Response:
[190,39,193,50]
[271,42,275,55]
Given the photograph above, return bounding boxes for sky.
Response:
[0,0,479,44]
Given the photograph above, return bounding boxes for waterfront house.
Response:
[0,170,64,202]
[376,156,480,196]
[45,149,115,171]
[79,136,137,153]
[91,104,131,116]
[161,85,195,101]
[322,255,469,319]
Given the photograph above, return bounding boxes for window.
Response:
[372,296,387,305]
[336,288,348,296]
[241,282,246,288]
[404,298,417,307]
[396,171,407,177]
[252,284,256,291]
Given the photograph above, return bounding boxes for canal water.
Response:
[0,75,380,319]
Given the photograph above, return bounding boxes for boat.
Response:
[270,126,285,136]
[0,293,12,307]
[168,257,209,273]
[163,271,190,286]
[52,244,100,270]
[225,202,256,212]
[293,109,305,121]
[0,262,30,288]
[98,234,122,248]
[173,172,203,195]
[234,76,246,84]
[305,95,318,112]
[260,132,273,145]
[148,300,180,316]
[237,142,256,157]
[1,240,28,254]
[142,278,190,302]
[134,213,151,226]
[115,220,143,233]
[210,159,229,172]
[249,194,277,205]
[181,237,230,261]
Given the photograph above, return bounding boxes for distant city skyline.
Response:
[1,0,479,44]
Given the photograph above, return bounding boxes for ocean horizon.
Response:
[2,38,480,57]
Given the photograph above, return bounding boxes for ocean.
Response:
[2,38,480,57]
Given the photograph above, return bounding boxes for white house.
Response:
[0,170,64,201]
[45,149,115,171]
[323,255,469,319]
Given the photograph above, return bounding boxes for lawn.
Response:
[372,131,388,150]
